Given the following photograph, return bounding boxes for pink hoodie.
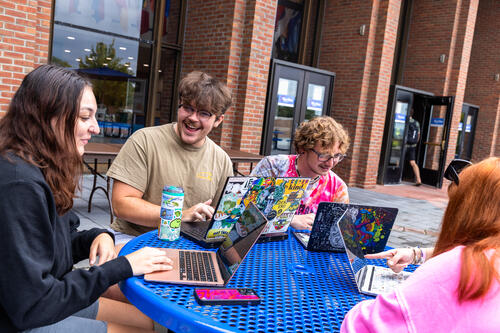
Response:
[341,246,500,332]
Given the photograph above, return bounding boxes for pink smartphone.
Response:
[194,288,261,305]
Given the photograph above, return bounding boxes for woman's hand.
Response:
[125,247,174,276]
[291,214,315,231]
[365,248,414,273]
[89,233,117,266]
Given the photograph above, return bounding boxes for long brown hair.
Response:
[0,64,90,215]
[433,157,500,302]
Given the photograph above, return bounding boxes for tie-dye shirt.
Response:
[250,155,349,214]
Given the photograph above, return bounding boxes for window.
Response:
[51,0,154,142]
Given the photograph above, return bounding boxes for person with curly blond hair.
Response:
[251,116,350,230]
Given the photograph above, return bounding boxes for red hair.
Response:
[433,157,500,302]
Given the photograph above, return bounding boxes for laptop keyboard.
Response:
[181,221,210,238]
[179,250,217,282]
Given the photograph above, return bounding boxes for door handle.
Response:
[422,141,446,150]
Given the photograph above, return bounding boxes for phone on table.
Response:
[193,288,261,305]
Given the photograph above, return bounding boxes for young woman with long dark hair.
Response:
[0,64,173,333]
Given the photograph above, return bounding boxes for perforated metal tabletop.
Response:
[119,230,412,332]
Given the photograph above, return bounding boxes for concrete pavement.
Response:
[74,175,446,251]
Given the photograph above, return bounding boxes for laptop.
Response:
[181,176,258,248]
[293,202,348,251]
[182,176,309,247]
[145,202,268,286]
[337,208,411,296]
[293,203,398,253]
[250,177,310,242]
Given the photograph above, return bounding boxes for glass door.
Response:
[417,95,454,188]
[455,103,478,160]
[383,89,413,184]
[262,59,335,155]
[267,65,303,155]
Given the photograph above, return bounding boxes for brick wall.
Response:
[402,0,478,168]
[0,0,51,115]
[465,0,500,160]
[318,0,401,187]
[181,0,275,155]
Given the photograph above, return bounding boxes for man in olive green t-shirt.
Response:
[107,71,234,243]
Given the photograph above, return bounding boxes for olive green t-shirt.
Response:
[107,123,233,236]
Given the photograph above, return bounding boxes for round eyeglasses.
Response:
[178,104,214,121]
[311,148,346,162]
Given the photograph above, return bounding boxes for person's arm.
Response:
[365,247,434,273]
[341,291,407,332]
[250,156,277,177]
[69,211,116,265]
[0,180,134,330]
[111,179,162,228]
[112,180,216,225]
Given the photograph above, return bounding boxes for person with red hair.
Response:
[341,157,500,332]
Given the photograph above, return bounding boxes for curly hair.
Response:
[293,116,350,154]
[0,64,90,215]
[178,71,232,117]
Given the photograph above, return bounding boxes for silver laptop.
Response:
[337,213,411,296]
[145,202,268,286]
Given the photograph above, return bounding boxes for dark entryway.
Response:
[379,85,454,188]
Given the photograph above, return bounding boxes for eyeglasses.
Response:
[178,104,214,121]
[311,148,346,162]
[444,159,472,185]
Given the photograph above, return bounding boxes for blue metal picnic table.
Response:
[119,229,414,332]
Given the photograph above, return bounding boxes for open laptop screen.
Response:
[206,176,259,240]
[338,208,410,295]
[216,203,268,284]
[341,205,398,254]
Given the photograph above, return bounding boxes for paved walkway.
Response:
[74,175,447,251]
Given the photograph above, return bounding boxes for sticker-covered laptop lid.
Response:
[341,204,398,254]
[337,210,410,295]
[205,176,259,241]
[263,178,309,234]
[238,177,309,235]
[307,202,349,251]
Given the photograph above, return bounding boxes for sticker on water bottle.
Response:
[161,207,174,220]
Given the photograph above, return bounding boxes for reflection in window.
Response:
[305,84,325,120]
[273,1,303,62]
[51,0,154,143]
[272,78,298,154]
[388,102,408,166]
[54,0,148,39]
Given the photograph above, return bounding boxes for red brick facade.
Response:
[181,0,275,155]
[318,0,402,187]
[402,0,479,170]
[0,0,51,115]
[465,0,500,159]
[0,0,498,188]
